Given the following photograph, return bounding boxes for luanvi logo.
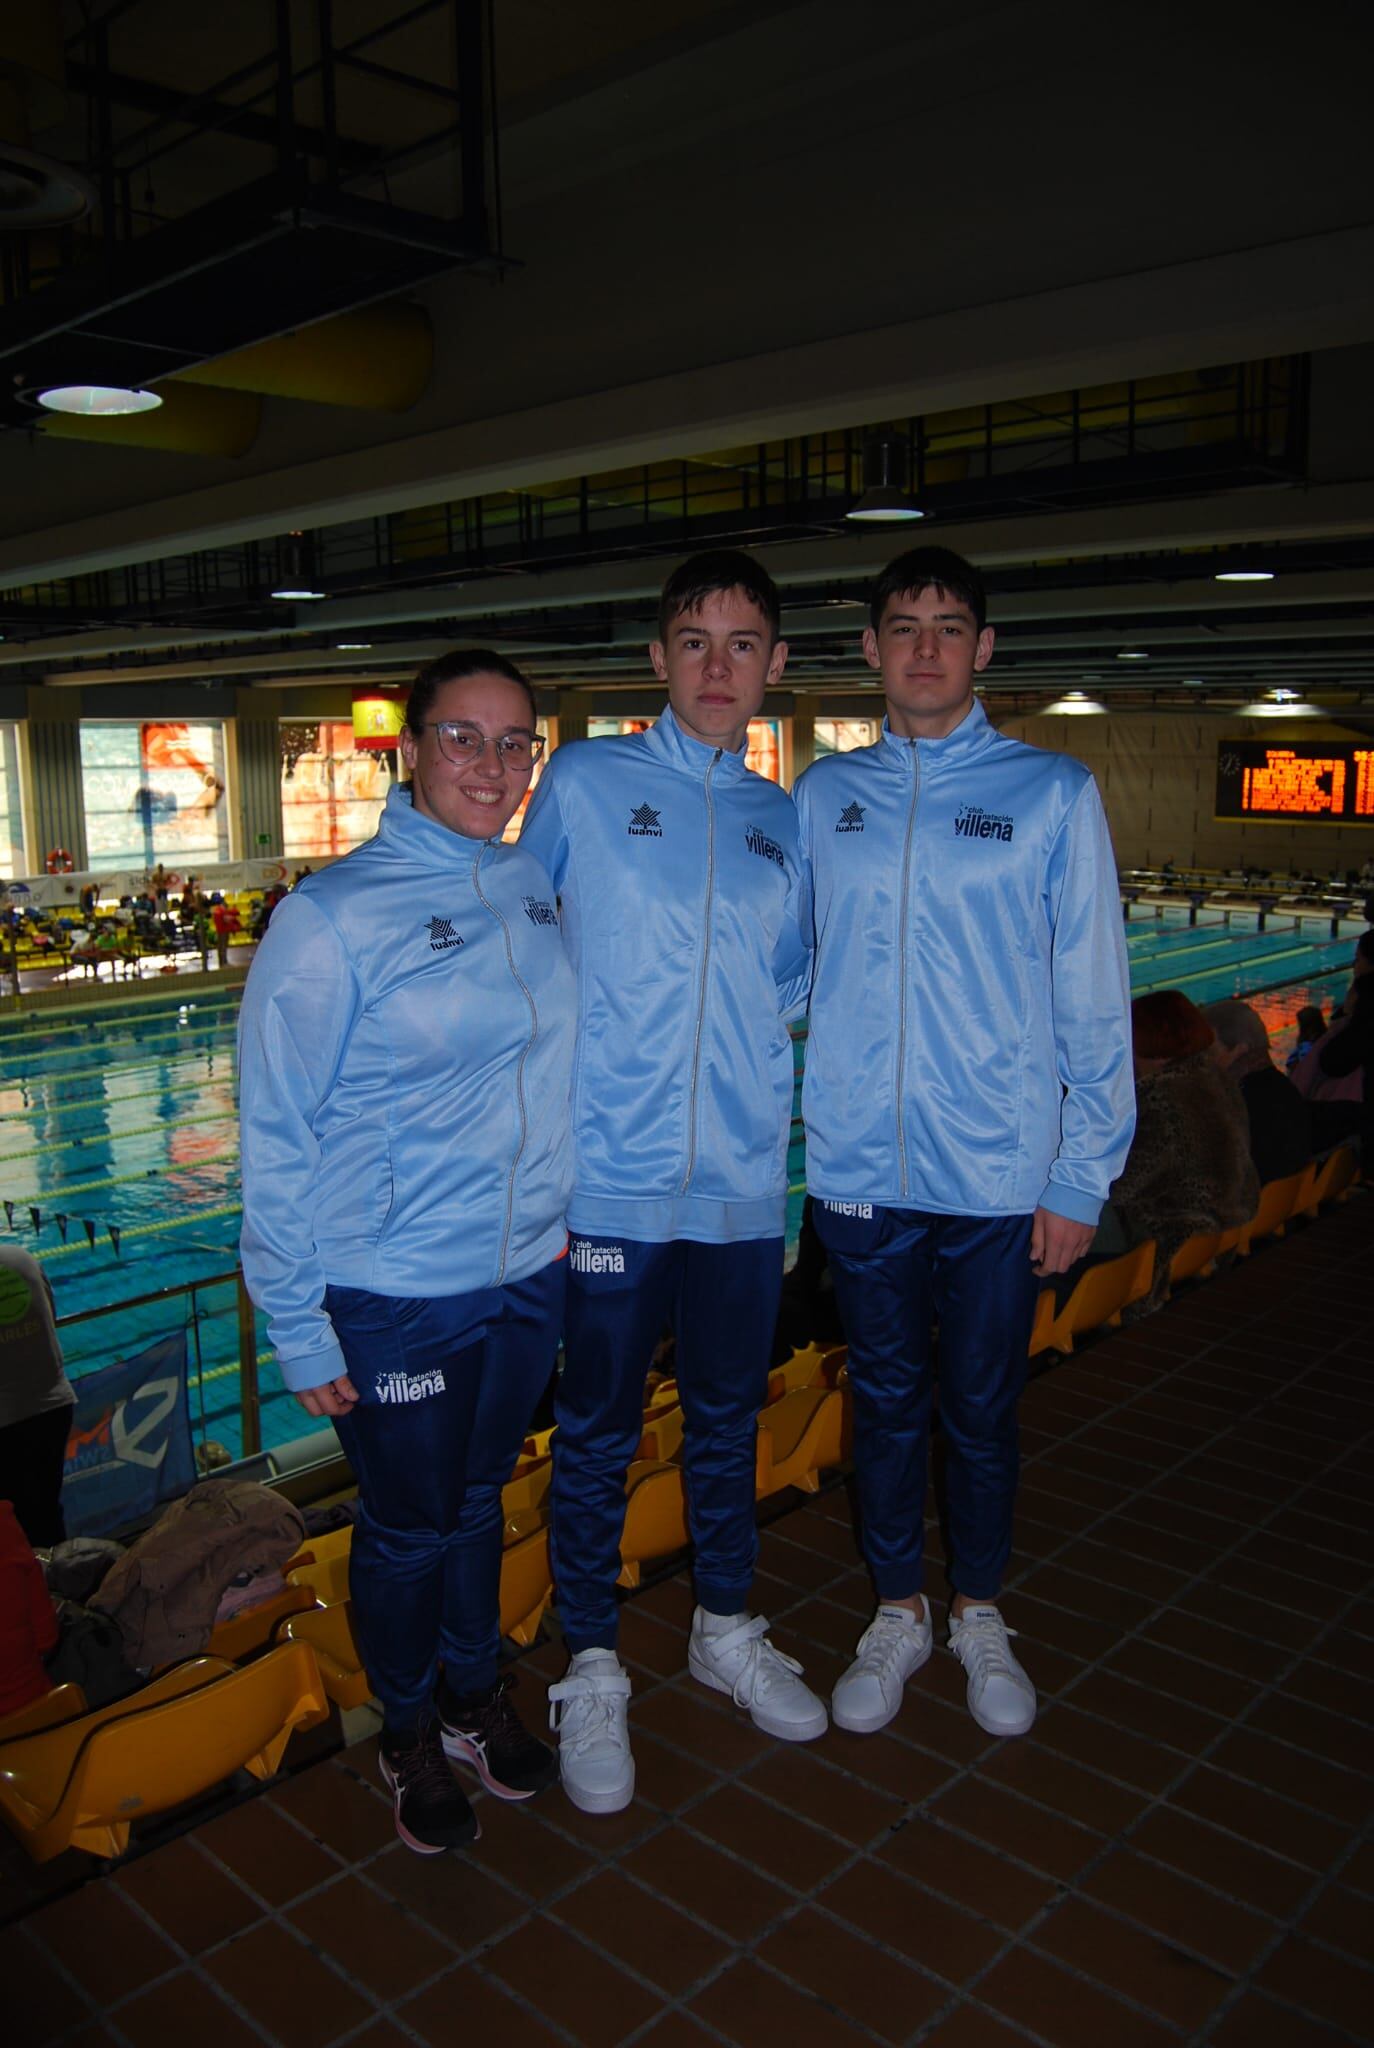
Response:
[377,1367,447,1403]
[523,896,558,927]
[836,801,866,834]
[628,803,663,838]
[745,826,785,869]
[953,804,1014,843]
[568,1239,627,1274]
[426,916,466,951]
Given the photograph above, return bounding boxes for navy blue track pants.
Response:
[813,1204,1038,1604]
[327,1257,565,1732]
[550,1234,783,1653]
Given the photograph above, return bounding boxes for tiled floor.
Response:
[4,1198,1371,2048]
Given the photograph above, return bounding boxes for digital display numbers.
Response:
[1215,742,1374,824]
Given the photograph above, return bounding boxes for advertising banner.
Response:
[62,1331,195,1536]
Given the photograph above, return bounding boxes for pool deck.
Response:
[3,1192,1370,2048]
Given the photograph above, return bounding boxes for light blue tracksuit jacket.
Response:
[519,707,811,1244]
[238,786,576,1391]
[795,701,1133,1224]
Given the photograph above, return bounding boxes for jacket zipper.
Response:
[895,741,920,1200]
[680,749,721,1193]
[473,849,538,1281]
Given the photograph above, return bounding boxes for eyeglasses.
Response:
[419,722,546,768]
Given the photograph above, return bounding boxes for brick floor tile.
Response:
[633,1684,774,1771]
[114,1971,265,2048]
[686,1785,852,1890]
[1127,1808,1315,1918]
[365,1838,528,1950]
[114,1836,262,1955]
[1031,1895,1234,2030]
[978,1740,1148,1836]
[26,1877,179,2005]
[1209,1992,1353,2047]
[1140,1607,1296,1684]
[877,1815,1058,1931]
[552,1868,730,1997]
[269,1757,397,1864]
[483,1914,662,2044]
[204,1918,373,2047]
[1102,1636,1261,1718]
[690,1956,874,2046]
[629,2016,721,2047]
[1030,1703,1181,1795]
[818,1858,1004,1985]
[633,1730,720,1813]
[1047,1537,1189,1605]
[617,1608,690,1680]
[821,1722,966,1801]
[1011,1563,1157,1631]
[930,1775,1105,1883]
[1249,1685,1374,1761]
[1081,1849,1273,1973]
[0,1926,94,2045]
[1255,1933,1374,2034]
[466,1799,595,1903]
[1209,1726,1373,1822]
[743,1746,903,1845]
[757,1905,947,2042]
[920,2006,1039,2047]
[399,1964,564,2045]
[1299,1883,1372,1961]
[1168,1767,1351,1871]
[978,1945,1177,2048]
[288,1872,452,2002]
[197,1797,342,1906]
[622,1824,792,1939]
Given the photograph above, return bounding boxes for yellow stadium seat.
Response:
[756,1387,850,1495]
[1032,1241,1156,1354]
[1168,1230,1223,1286]
[501,1458,553,1520]
[281,1605,370,1713]
[637,1405,685,1463]
[205,1584,317,1663]
[0,1644,326,1862]
[284,1526,353,1607]
[1303,1143,1360,1215]
[1236,1166,1316,1254]
[500,1524,555,1645]
[1028,1287,1059,1355]
[616,1461,689,1586]
[0,1685,89,1744]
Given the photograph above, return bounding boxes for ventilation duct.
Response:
[0,8,93,229]
[42,383,263,458]
[177,303,433,414]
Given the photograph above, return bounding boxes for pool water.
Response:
[0,916,1357,1461]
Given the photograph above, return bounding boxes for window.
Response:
[280,720,393,860]
[502,720,551,842]
[586,715,785,784]
[814,718,882,757]
[0,723,25,875]
[81,722,229,870]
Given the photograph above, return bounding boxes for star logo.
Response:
[426,915,465,952]
[628,802,663,838]
[836,801,866,833]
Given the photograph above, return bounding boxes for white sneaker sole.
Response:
[688,1649,829,1742]
[558,1760,636,1814]
[966,1692,1037,1739]
[831,1637,933,1735]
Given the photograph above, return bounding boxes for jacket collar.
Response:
[377,784,492,867]
[879,696,995,770]
[644,704,750,782]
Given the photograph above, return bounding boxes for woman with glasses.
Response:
[239,650,572,1855]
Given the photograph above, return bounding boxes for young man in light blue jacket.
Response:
[795,547,1133,1742]
[521,550,821,1812]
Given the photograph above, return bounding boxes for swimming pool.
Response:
[0,914,1357,1462]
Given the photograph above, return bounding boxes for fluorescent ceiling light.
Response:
[1237,700,1318,717]
[271,586,327,601]
[336,641,373,650]
[1116,649,1150,661]
[1215,568,1274,582]
[37,384,163,416]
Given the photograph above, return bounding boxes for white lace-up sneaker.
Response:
[687,1609,828,1741]
[947,1603,1037,1737]
[547,1651,635,1813]
[831,1601,933,1734]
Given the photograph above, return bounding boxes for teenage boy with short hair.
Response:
[521,549,823,1812]
[794,545,1133,1740]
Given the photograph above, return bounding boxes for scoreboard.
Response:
[1215,741,1374,824]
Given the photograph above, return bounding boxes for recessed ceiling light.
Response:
[271,586,327,601]
[37,384,163,416]
[1116,649,1150,661]
[1215,569,1274,582]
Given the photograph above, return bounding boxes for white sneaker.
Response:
[687,1609,828,1742]
[548,1651,635,1813]
[947,1604,1037,1737]
[832,1602,933,1734]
